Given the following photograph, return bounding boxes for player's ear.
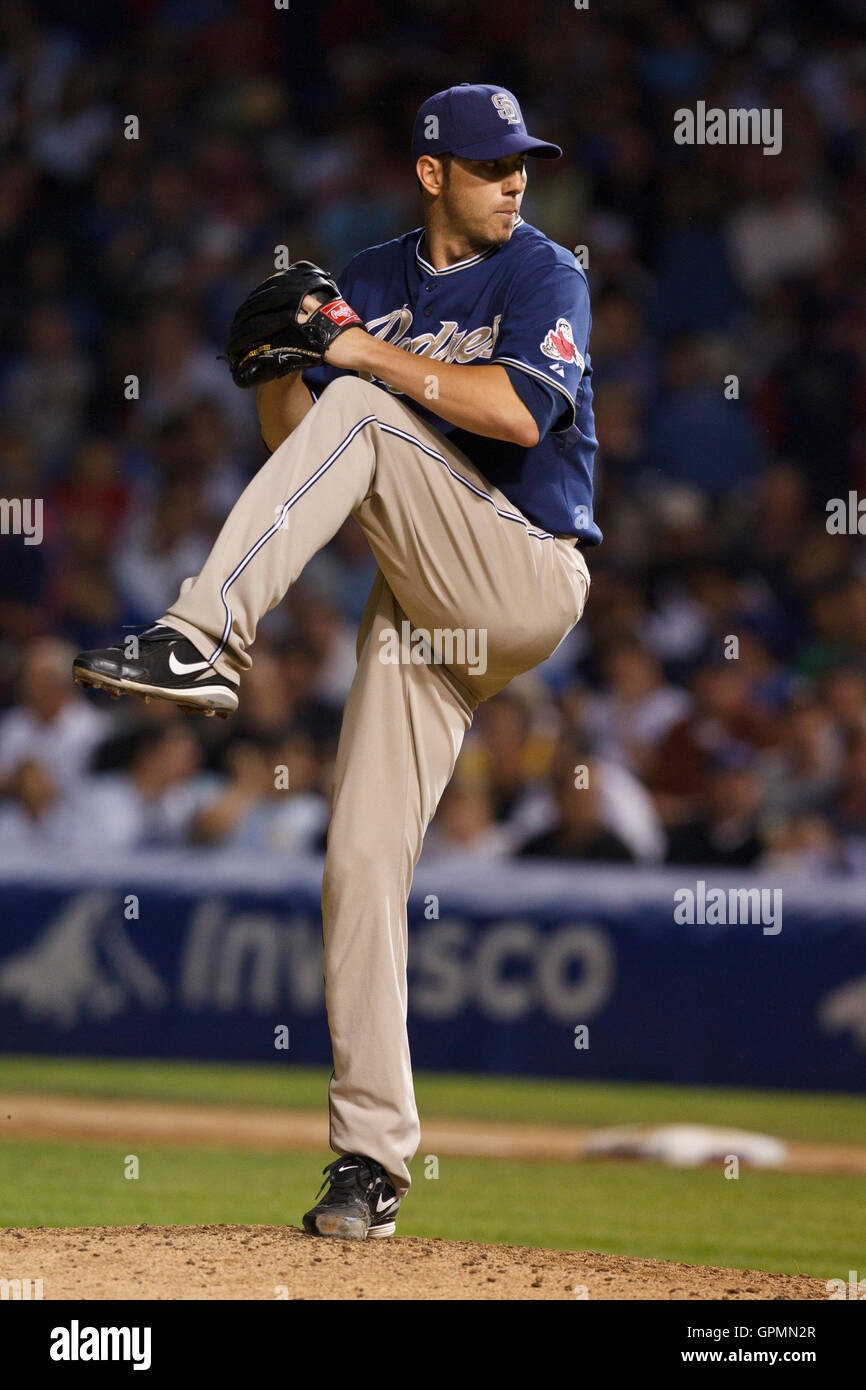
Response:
[416,155,446,198]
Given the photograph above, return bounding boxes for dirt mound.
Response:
[0,1225,829,1300]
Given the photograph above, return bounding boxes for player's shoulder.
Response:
[338,228,421,282]
[508,219,589,289]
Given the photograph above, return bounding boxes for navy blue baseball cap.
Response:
[411,83,562,162]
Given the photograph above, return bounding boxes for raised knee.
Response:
[320,375,382,411]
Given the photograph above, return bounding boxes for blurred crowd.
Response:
[1,0,865,873]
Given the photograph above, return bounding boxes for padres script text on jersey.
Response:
[304,217,601,545]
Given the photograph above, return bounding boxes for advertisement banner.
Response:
[1,852,864,1090]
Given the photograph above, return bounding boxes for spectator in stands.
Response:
[646,335,764,495]
[583,638,691,778]
[53,548,124,653]
[516,741,634,863]
[758,694,845,816]
[422,774,511,862]
[460,691,546,829]
[516,725,666,862]
[797,579,864,678]
[761,812,847,877]
[665,747,768,867]
[28,67,113,183]
[135,301,254,445]
[64,723,214,850]
[114,477,212,623]
[190,729,328,853]
[827,729,866,843]
[649,660,777,824]
[0,636,109,795]
[289,591,362,706]
[52,435,130,557]
[278,638,344,750]
[0,757,67,851]
[821,668,866,740]
[1,1,864,875]
[725,149,839,297]
[1,303,93,468]
[301,517,380,626]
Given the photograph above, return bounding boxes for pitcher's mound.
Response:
[0,1225,829,1300]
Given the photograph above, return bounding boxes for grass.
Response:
[0,1055,863,1278]
[0,1138,860,1280]
[0,1054,864,1144]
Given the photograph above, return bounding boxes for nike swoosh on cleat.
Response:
[376,1193,398,1213]
[168,650,213,676]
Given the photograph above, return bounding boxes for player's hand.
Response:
[297,294,318,324]
[298,294,368,370]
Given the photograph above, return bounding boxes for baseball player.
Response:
[73,83,600,1239]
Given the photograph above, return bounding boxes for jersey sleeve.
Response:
[493,256,591,436]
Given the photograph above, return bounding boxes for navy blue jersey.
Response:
[303,217,601,545]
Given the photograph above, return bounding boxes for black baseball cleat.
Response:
[72,625,239,718]
[303,1154,401,1240]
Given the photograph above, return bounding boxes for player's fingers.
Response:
[297,293,320,324]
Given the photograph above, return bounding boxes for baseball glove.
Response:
[220,261,365,389]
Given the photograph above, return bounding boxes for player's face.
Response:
[441,153,527,249]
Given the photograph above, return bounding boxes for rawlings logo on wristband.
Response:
[316,298,363,327]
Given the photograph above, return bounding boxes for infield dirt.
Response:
[0,1224,830,1300]
[3,1092,865,1173]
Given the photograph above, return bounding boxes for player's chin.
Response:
[489,212,517,241]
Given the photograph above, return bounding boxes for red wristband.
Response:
[316,298,363,328]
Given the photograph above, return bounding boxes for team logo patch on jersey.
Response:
[540,318,585,374]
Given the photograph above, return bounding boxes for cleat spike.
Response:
[204,708,215,718]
